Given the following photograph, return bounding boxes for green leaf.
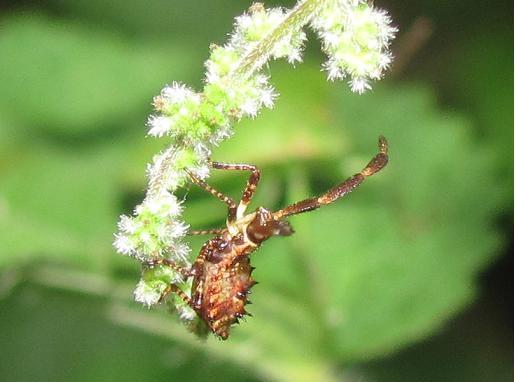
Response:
[0,143,119,269]
[44,0,249,44]
[446,31,513,204]
[0,15,198,135]
[0,285,261,382]
[217,62,346,163]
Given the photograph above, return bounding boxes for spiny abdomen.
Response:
[200,254,256,339]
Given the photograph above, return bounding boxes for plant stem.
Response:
[232,0,327,79]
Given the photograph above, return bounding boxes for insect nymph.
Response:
[146,136,389,339]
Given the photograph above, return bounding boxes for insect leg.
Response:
[187,228,227,235]
[273,136,388,219]
[210,161,261,218]
[144,258,193,278]
[158,283,195,310]
[185,169,238,222]
[143,261,197,310]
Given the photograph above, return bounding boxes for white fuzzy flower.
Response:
[134,203,144,216]
[191,164,210,180]
[350,77,371,94]
[193,141,211,160]
[285,46,303,64]
[324,62,342,81]
[312,0,396,92]
[161,82,200,105]
[142,192,182,218]
[178,305,197,321]
[272,29,306,63]
[259,86,277,108]
[147,115,173,137]
[117,215,139,234]
[205,46,240,84]
[113,234,135,256]
[160,81,201,116]
[230,5,306,66]
[240,98,259,117]
[169,221,189,238]
[134,280,163,307]
[139,231,152,245]
[209,124,233,146]
[147,148,187,193]
[235,14,253,30]
[143,198,162,215]
[172,242,192,263]
[231,8,284,49]
[160,194,183,217]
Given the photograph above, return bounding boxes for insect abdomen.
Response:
[192,236,256,339]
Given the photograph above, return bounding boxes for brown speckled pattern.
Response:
[191,233,256,339]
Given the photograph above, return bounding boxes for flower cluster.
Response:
[230,3,307,64]
[133,265,197,321]
[113,0,396,326]
[311,0,397,93]
[113,192,189,262]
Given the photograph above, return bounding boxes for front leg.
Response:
[210,161,261,218]
[185,169,238,223]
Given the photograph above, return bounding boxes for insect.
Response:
[146,136,389,339]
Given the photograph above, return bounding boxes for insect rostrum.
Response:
[145,136,389,340]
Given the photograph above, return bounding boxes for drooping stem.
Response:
[232,0,326,79]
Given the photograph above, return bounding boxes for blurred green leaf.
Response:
[217,62,345,163]
[0,143,118,269]
[0,15,198,135]
[45,0,254,44]
[0,284,261,382]
[447,31,513,204]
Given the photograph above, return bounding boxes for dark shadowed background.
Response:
[0,1,512,381]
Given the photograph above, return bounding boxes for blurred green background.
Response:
[0,0,512,381]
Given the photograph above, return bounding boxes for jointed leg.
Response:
[144,258,193,278]
[210,161,261,218]
[188,228,227,236]
[274,136,389,219]
[185,169,235,207]
[185,169,238,222]
[158,283,196,310]
[143,260,197,309]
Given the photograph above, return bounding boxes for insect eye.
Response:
[246,223,268,244]
[253,232,265,241]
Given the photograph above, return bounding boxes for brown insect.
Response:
[146,136,389,339]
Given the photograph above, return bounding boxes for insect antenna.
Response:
[273,136,389,219]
